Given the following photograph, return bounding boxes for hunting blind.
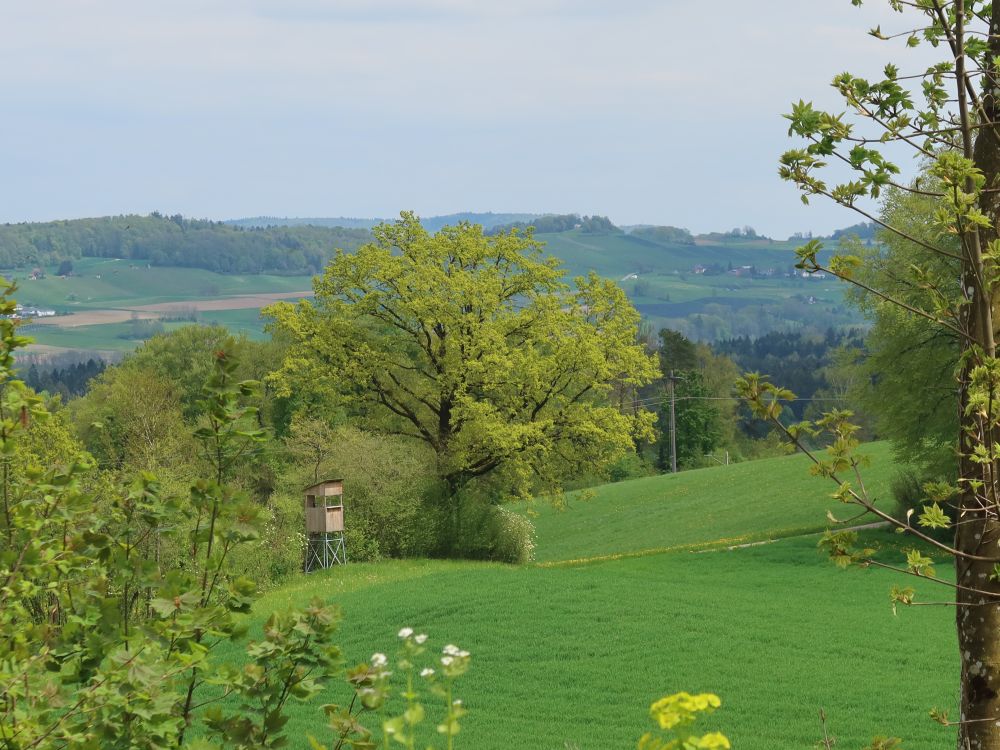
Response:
[304,479,347,571]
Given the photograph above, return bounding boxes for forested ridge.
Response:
[0,213,370,274]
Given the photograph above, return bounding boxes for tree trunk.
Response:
[955,495,1000,749]
[959,12,1000,744]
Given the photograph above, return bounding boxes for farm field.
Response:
[4,228,866,357]
[5,258,314,310]
[221,443,956,749]
[5,258,310,353]
[539,229,860,335]
[18,309,273,352]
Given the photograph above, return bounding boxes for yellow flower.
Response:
[694,731,731,749]
[648,692,722,730]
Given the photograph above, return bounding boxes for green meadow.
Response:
[222,443,956,749]
[6,258,312,311]
[20,308,271,352]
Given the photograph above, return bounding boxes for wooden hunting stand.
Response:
[304,479,346,571]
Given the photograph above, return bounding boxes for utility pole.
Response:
[666,370,683,474]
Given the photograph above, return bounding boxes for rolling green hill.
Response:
[538,228,861,338]
[3,217,868,354]
[522,441,894,564]
[9,258,313,311]
[216,444,958,749]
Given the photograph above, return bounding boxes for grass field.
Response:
[6,258,313,311]
[215,443,959,749]
[522,442,895,563]
[4,259,306,353]
[539,230,861,335]
[19,308,272,351]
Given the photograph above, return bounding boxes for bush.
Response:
[489,505,537,563]
[889,468,955,541]
[451,497,536,563]
[0,310,345,749]
[283,425,440,558]
[228,492,309,587]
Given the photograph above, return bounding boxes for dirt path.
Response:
[27,291,312,328]
[694,520,890,554]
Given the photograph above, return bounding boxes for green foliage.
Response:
[204,602,343,749]
[888,470,954,542]
[446,497,536,564]
[0,279,343,748]
[69,364,194,473]
[840,188,959,476]
[265,212,658,538]
[715,329,865,424]
[313,629,472,750]
[630,226,696,246]
[22,356,106,399]
[284,424,438,560]
[123,325,249,418]
[659,329,698,372]
[485,213,617,236]
[606,450,655,482]
[0,213,370,274]
[658,371,723,470]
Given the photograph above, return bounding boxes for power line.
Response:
[624,393,849,408]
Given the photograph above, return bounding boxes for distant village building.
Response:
[728,265,755,278]
[12,304,56,319]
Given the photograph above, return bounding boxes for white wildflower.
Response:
[398,627,414,639]
[441,656,454,666]
[420,667,435,677]
[443,644,460,656]
[414,633,428,644]
[371,653,388,668]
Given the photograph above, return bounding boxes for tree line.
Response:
[0,213,371,274]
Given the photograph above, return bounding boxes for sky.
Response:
[0,1,938,238]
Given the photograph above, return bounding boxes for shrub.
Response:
[228,492,309,587]
[283,425,440,558]
[889,468,955,542]
[0,282,345,749]
[450,497,536,563]
[608,450,654,483]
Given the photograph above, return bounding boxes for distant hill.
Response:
[0,211,873,341]
[227,212,541,233]
[0,214,370,274]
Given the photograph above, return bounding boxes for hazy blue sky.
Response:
[0,1,932,237]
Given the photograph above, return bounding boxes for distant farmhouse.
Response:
[11,304,56,319]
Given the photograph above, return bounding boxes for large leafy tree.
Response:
[265,213,658,519]
[753,2,1000,746]
[654,329,725,470]
[844,186,960,476]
